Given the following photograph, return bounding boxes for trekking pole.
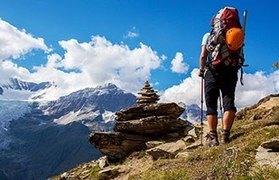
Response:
[243,10,248,32]
[200,77,204,145]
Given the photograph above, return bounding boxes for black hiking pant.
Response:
[204,65,238,115]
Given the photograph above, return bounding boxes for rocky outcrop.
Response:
[236,94,279,120]
[256,138,279,169]
[89,81,187,161]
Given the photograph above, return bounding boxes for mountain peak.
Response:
[0,78,51,92]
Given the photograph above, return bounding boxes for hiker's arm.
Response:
[199,45,207,77]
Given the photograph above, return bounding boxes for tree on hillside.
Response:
[273,61,279,68]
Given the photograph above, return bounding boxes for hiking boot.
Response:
[221,130,231,144]
[206,131,219,147]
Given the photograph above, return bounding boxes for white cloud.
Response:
[161,69,279,110]
[235,71,279,108]
[0,19,49,60]
[22,36,162,100]
[161,68,201,105]
[171,52,189,74]
[0,60,31,83]
[124,27,139,39]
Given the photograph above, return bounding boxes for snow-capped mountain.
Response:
[0,83,137,179]
[0,81,205,179]
[42,83,136,131]
[179,103,206,124]
[0,78,52,101]
[1,78,51,92]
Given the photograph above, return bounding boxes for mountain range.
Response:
[0,79,203,180]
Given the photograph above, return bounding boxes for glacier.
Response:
[0,100,31,149]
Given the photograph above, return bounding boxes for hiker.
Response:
[198,7,246,146]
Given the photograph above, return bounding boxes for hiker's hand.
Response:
[198,69,205,78]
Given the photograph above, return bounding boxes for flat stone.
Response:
[89,132,149,161]
[115,103,185,121]
[261,139,279,150]
[256,146,279,169]
[99,167,121,179]
[146,141,164,149]
[175,151,190,159]
[114,116,186,135]
[146,140,186,160]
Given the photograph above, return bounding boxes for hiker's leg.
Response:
[221,67,238,130]
[205,69,219,131]
[223,110,235,131]
[220,67,238,144]
[207,114,218,131]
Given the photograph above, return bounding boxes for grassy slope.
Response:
[130,107,279,180]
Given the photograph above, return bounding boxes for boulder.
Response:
[89,132,149,161]
[114,116,186,136]
[261,139,279,150]
[115,103,185,121]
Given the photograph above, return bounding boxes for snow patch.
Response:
[53,110,100,125]
[0,89,34,101]
[102,111,115,123]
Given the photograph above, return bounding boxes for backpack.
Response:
[206,7,245,69]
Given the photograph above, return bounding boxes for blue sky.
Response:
[0,0,278,96]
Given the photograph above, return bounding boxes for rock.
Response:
[185,143,202,150]
[99,167,121,179]
[146,141,164,149]
[115,103,185,121]
[175,151,190,159]
[114,116,186,135]
[183,125,194,136]
[250,114,263,121]
[188,127,198,139]
[165,132,180,138]
[256,146,279,169]
[89,132,149,161]
[146,140,186,160]
[98,156,109,169]
[183,136,196,143]
[261,139,279,150]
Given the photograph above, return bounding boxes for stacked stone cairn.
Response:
[136,81,159,104]
[89,81,187,161]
